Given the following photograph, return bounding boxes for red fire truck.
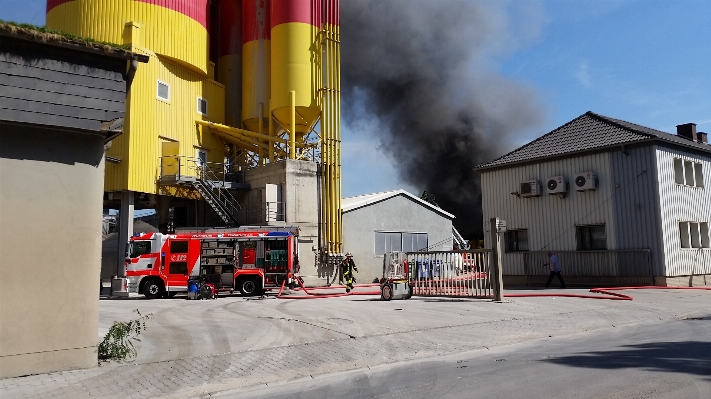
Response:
[125,227,300,299]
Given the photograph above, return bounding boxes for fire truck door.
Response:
[164,239,189,291]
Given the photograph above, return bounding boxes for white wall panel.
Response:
[655,145,711,276]
[482,152,616,275]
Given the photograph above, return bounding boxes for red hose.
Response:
[277,278,380,299]
[505,285,711,301]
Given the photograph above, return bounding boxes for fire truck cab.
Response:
[125,227,299,299]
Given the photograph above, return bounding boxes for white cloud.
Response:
[575,62,592,88]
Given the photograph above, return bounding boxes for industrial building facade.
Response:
[45,0,344,286]
[342,190,454,284]
[478,112,711,286]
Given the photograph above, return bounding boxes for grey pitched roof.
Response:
[342,189,455,219]
[476,111,711,170]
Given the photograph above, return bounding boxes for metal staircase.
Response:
[192,162,240,227]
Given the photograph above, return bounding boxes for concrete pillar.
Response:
[489,218,505,302]
[113,191,134,296]
[157,195,171,233]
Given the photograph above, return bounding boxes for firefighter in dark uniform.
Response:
[342,252,358,293]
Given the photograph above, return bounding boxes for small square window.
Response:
[576,224,606,250]
[505,229,529,252]
[197,97,208,115]
[157,80,170,101]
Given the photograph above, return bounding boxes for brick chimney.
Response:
[676,123,697,141]
[697,132,708,144]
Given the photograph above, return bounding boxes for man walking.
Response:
[543,251,566,288]
[342,252,358,293]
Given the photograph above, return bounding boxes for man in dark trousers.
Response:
[543,251,566,288]
[342,252,358,293]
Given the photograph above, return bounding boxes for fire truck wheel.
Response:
[381,284,393,301]
[143,279,164,299]
[238,277,261,297]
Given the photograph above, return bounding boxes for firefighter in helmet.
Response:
[342,252,358,293]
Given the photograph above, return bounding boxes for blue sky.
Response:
[3,0,709,198]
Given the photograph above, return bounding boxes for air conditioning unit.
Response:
[519,180,541,197]
[546,176,568,195]
[574,172,598,191]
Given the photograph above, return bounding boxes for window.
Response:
[505,229,529,252]
[197,97,208,115]
[170,240,188,253]
[374,232,428,256]
[576,224,606,250]
[157,80,170,101]
[679,221,711,249]
[129,241,152,258]
[694,163,704,187]
[673,158,704,187]
[679,222,691,248]
[402,233,428,252]
[674,158,685,184]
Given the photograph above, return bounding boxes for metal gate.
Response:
[406,250,493,298]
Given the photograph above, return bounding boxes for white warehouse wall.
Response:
[343,195,453,284]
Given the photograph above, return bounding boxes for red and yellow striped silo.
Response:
[216,0,243,127]
[46,0,211,74]
[270,0,322,158]
[242,0,271,134]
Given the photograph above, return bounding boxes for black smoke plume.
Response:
[341,0,545,239]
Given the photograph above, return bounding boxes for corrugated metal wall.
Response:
[47,0,209,73]
[610,145,664,275]
[105,52,225,194]
[655,144,711,276]
[481,152,616,275]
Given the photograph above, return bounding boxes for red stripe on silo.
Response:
[271,0,320,28]
[136,0,209,29]
[218,0,243,57]
[323,0,339,27]
[243,0,271,44]
[46,0,74,13]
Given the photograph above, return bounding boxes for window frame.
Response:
[673,157,705,188]
[157,80,170,102]
[374,231,428,256]
[679,221,711,249]
[576,224,607,251]
[197,97,208,115]
[504,229,529,253]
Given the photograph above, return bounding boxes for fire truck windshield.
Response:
[129,241,152,258]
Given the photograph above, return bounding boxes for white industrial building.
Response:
[342,190,454,284]
[477,112,711,287]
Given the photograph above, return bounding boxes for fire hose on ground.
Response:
[276,279,711,301]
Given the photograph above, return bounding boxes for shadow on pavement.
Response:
[543,338,711,379]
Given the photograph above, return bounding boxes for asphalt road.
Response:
[223,315,711,399]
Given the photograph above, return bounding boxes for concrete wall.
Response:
[0,124,106,378]
[244,160,320,284]
[343,195,453,284]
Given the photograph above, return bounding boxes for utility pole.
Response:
[489,217,505,301]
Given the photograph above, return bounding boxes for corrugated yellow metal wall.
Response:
[47,0,209,73]
[104,52,225,194]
